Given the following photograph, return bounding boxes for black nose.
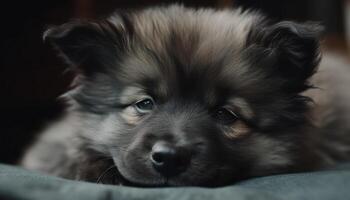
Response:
[150,142,190,177]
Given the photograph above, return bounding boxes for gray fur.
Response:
[21,5,350,187]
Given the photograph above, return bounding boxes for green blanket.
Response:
[0,164,349,200]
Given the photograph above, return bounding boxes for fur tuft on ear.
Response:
[44,17,130,76]
[246,21,323,93]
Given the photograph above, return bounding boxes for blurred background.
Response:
[1,0,349,164]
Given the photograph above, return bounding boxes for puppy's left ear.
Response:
[246,21,323,92]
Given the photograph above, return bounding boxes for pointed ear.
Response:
[44,18,130,76]
[246,21,323,92]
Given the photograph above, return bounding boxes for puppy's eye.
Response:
[135,98,154,113]
[213,107,238,124]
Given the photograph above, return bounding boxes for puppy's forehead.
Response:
[130,6,258,58]
[117,6,261,101]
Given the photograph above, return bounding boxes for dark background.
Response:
[1,0,348,164]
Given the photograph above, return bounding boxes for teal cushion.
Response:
[0,163,349,200]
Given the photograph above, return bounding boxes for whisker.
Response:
[96,165,117,184]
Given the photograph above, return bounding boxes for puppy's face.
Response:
[45,6,321,186]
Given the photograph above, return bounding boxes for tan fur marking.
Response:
[120,106,140,125]
[225,121,251,139]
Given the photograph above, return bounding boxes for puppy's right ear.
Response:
[44,18,130,76]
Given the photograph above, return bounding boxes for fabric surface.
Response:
[0,164,349,200]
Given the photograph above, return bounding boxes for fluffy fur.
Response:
[21,5,350,187]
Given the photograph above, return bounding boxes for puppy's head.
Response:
[45,5,322,186]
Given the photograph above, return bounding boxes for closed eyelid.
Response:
[227,97,254,119]
[119,86,149,105]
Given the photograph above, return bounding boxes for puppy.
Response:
[21,5,350,187]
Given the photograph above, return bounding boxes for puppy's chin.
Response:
[118,173,236,187]
[116,171,220,187]
[112,157,234,187]
[110,154,165,186]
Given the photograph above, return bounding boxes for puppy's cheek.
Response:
[224,121,251,139]
[120,107,142,126]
